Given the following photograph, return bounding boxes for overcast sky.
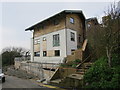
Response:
[0,1,119,52]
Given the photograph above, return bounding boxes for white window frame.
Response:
[70,17,74,24]
[71,32,75,41]
[53,34,60,47]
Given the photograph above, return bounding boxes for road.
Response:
[2,75,48,89]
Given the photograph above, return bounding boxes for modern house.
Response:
[25,10,86,63]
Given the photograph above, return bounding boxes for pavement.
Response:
[2,75,46,88]
[2,75,66,90]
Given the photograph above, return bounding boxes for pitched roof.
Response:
[25,10,85,31]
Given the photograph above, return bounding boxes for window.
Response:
[43,51,47,57]
[70,17,74,24]
[34,39,40,44]
[71,49,75,55]
[55,50,60,56]
[34,40,37,44]
[34,51,40,56]
[40,25,44,29]
[53,20,59,25]
[87,24,91,28]
[43,37,46,41]
[78,34,81,43]
[53,34,60,47]
[71,32,75,41]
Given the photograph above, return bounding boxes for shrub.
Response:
[60,59,81,68]
[84,56,120,88]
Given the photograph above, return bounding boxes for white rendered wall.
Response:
[66,29,77,55]
[41,29,67,57]
[33,29,67,63]
[32,29,77,63]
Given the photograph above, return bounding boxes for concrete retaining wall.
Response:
[14,61,59,80]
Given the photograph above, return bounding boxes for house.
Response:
[86,17,99,29]
[25,10,86,64]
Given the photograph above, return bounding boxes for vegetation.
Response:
[84,55,120,88]
[60,59,81,68]
[84,3,120,88]
[1,47,28,67]
[87,4,120,67]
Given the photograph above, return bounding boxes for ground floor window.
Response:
[43,51,47,57]
[71,49,75,55]
[34,51,40,56]
[55,50,60,56]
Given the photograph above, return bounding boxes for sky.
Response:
[0,1,119,52]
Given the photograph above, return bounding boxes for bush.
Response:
[60,59,81,68]
[84,56,120,88]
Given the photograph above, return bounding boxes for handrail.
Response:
[76,51,95,68]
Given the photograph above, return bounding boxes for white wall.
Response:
[32,29,67,63]
[32,29,77,63]
[41,29,67,57]
[34,57,64,63]
[66,29,77,55]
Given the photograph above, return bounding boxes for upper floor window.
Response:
[70,17,74,24]
[34,39,40,44]
[39,24,44,30]
[53,34,60,47]
[43,37,46,41]
[71,32,75,41]
[78,34,81,43]
[53,20,59,25]
[87,24,91,28]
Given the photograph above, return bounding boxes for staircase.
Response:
[49,39,93,88]
[76,62,93,74]
[49,61,93,88]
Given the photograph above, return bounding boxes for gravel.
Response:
[5,66,39,80]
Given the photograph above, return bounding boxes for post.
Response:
[31,37,34,62]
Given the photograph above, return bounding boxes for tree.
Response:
[87,3,120,67]
[1,47,28,66]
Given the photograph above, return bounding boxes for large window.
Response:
[70,17,74,24]
[71,32,75,41]
[55,50,60,56]
[53,34,60,47]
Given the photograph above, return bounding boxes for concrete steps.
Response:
[49,61,93,88]
[76,62,93,75]
[50,79,62,84]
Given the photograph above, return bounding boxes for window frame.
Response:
[34,39,40,44]
[55,50,60,56]
[43,37,46,41]
[53,34,60,47]
[53,19,59,25]
[43,51,47,57]
[78,34,81,43]
[70,17,74,24]
[71,32,75,41]
[34,51,40,57]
